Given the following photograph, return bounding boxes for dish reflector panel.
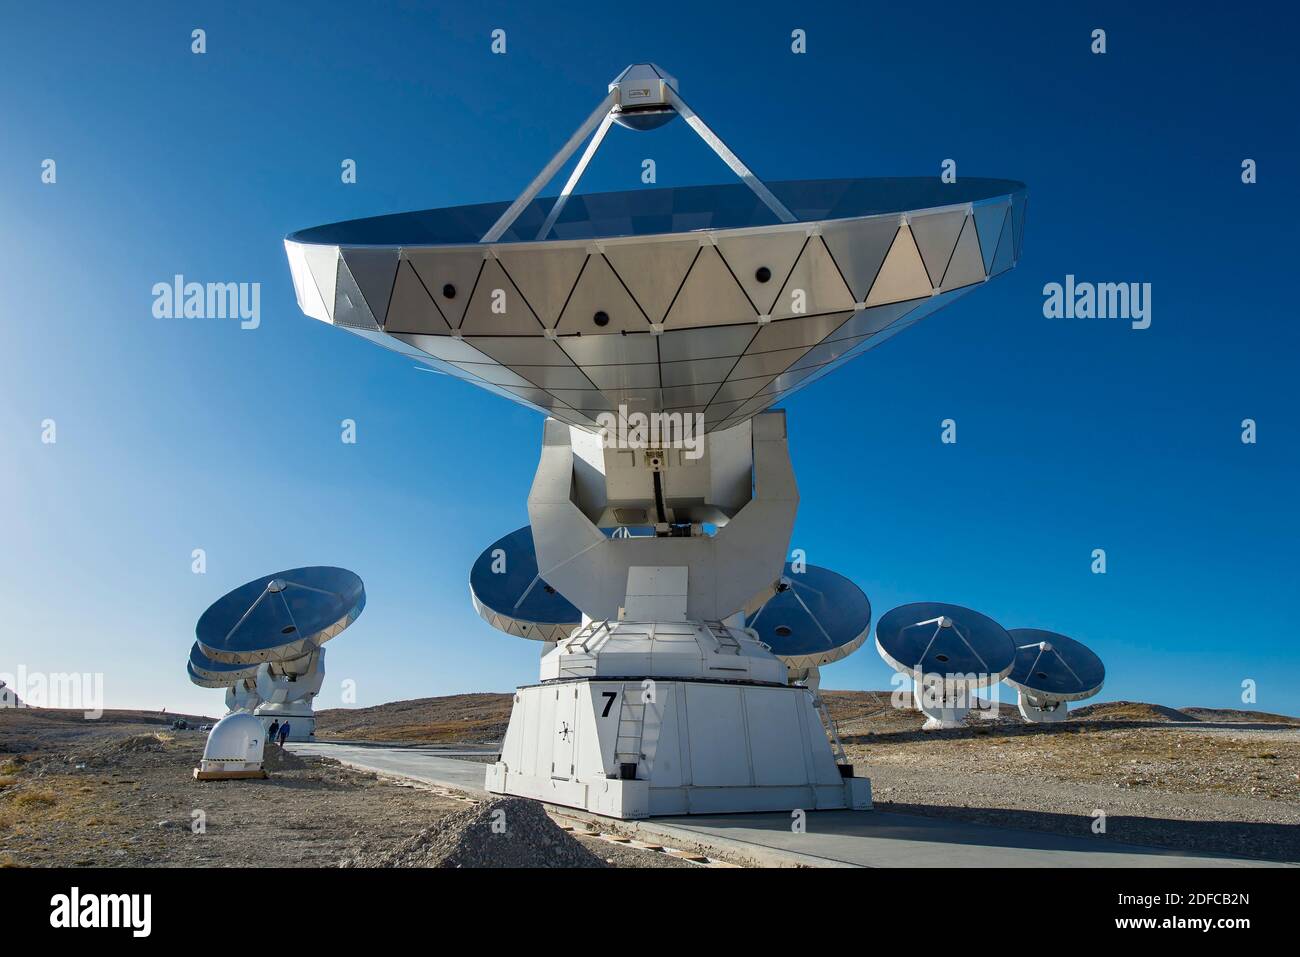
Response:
[196,566,365,665]
[875,601,1015,684]
[1004,628,1105,700]
[470,526,581,641]
[746,563,871,669]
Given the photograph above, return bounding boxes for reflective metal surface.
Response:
[1005,628,1105,700]
[746,563,871,669]
[289,178,1024,245]
[469,526,581,641]
[187,642,261,687]
[196,566,366,664]
[286,177,1026,433]
[875,601,1016,682]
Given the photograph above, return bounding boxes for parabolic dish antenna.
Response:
[469,526,581,641]
[1003,628,1105,723]
[285,60,1025,437]
[195,566,365,665]
[1005,629,1105,700]
[876,602,1016,730]
[187,642,260,688]
[746,563,871,671]
[875,602,1015,683]
[285,177,1021,435]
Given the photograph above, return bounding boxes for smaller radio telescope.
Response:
[875,602,1016,729]
[746,564,873,678]
[187,567,364,779]
[470,526,581,642]
[1002,628,1104,722]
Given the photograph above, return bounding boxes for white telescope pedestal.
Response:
[914,677,973,730]
[1015,689,1069,723]
[224,678,262,715]
[487,616,867,818]
[485,412,870,819]
[913,676,1007,730]
[252,648,325,741]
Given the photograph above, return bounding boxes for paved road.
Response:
[289,742,1291,868]
[291,742,491,793]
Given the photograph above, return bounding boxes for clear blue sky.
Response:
[2,2,1296,718]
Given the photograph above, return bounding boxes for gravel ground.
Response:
[341,797,607,867]
[0,717,693,868]
[8,701,1296,867]
[844,721,1300,863]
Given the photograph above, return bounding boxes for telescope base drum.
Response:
[194,712,269,781]
[916,685,971,730]
[251,648,327,742]
[252,707,317,741]
[1015,689,1069,723]
[486,672,870,819]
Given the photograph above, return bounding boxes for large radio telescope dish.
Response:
[196,566,365,665]
[284,62,1031,815]
[285,64,1024,437]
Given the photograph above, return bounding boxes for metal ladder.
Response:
[710,622,743,655]
[813,692,849,766]
[613,682,648,771]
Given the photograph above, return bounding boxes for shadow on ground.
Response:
[877,801,1300,864]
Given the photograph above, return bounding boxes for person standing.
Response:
[267,719,280,744]
[277,720,291,747]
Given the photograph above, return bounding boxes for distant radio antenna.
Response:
[188,566,365,779]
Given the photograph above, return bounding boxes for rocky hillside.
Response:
[315,693,513,743]
[312,691,1299,745]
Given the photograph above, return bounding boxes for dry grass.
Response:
[316,693,513,744]
[9,789,58,808]
[1,758,26,776]
[1072,701,1194,722]
[853,726,1300,799]
[0,775,103,835]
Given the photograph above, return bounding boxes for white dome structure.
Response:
[194,711,268,781]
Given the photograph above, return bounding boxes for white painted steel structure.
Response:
[285,64,1026,817]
